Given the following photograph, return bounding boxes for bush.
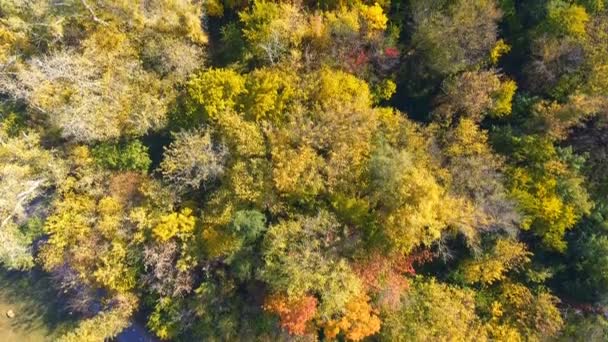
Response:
[92,140,151,172]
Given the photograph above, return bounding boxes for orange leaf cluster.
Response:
[263,294,318,335]
[354,250,433,310]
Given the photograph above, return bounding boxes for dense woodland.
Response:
[1,0,608,340]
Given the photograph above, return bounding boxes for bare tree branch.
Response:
[1,178,45,228]
[80,0,109,26]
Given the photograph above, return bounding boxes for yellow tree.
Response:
[461,239,531,285]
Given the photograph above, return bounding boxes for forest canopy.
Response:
[1,0,608,341]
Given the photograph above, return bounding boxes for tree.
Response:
[353,251,422,311]
[435,70,501,121]
[143,240,195,298]
[323,295,381,341]
[220,209,267,280]
[542,1,590,38]
[434,70,517,122]
[559,311,608,341]
[0,222,38,270]
[571,234,608,301]
[493,282,564,340]
[0,0,207,142]
[58,293,138,342]
[368,141,474,253]
[153,208,197,243]
[241,68,298,123]
[579,15,608,96]
[92,140,151,172]
[239,1,307,64]
[0,129,65,228]
[381,278,485,341]
[408,0,502,76]
[147,296,189,340]
[570,115,608,198]
[93,241,138,293]
[1,40,169,141]
[160,128,228,192]
[179,68,246,125]
[270,144,325,203]
[259,212,363,319]
[264,294,318,336]
[441,119,520,237]
[0,129,66,269]
[358,3,388,32]
[460,239,530,285]
[494,131,592,251]
[270,68,380,196]
[307,2,395,77]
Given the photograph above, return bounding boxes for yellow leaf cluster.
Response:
[492,79,518,117]
[94,241,136,292]
[153,208,196,242]
[272,145,325,201]
[323,295,381,341]
[490,39,511,64]
[97,197,123,239]
[358,3,388,31]
[462,239,531,285]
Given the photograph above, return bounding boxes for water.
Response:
[0,269,72,341]
[0,269,159,342]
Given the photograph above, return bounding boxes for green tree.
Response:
[92,140,151,172]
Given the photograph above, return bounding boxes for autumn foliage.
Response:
[263,294,318,335]
[323,295,381,341]
[354,250,433,310]
[2,0,608,340]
